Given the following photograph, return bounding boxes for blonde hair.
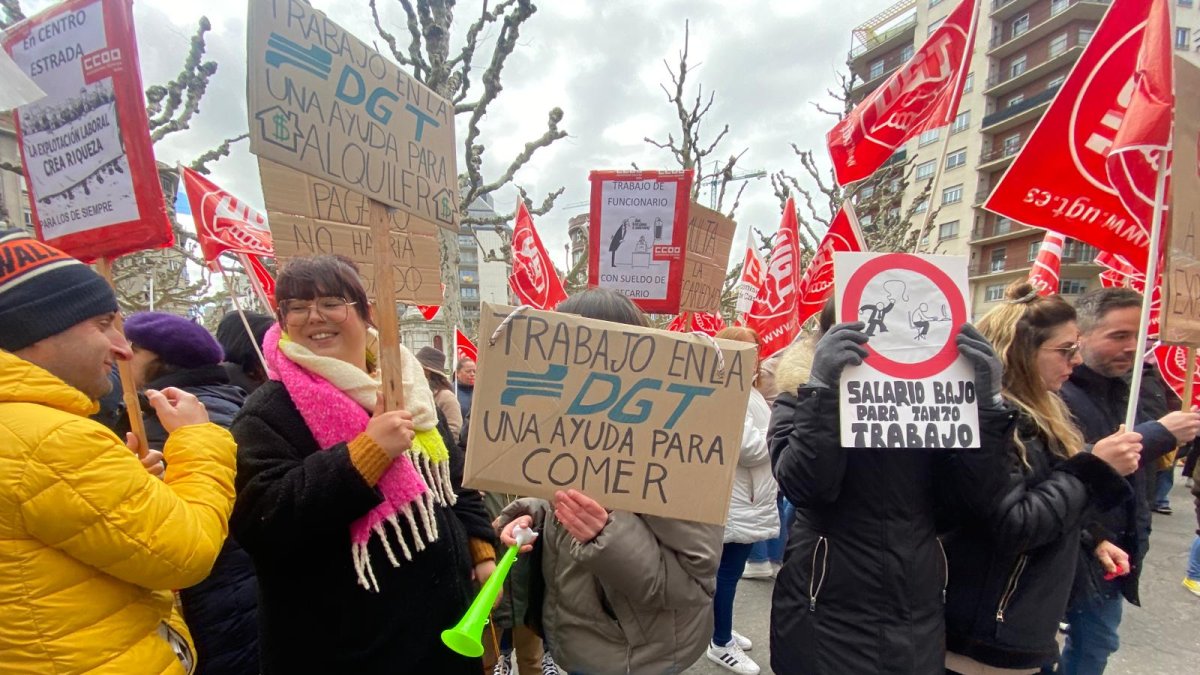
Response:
[975,281,1084,464]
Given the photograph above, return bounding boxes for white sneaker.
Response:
[731,629,753,651]
[706,641,761,674]
[541,651,562,675]
[742,561,774,579]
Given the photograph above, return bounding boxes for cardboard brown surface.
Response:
[679,202,736,314]
[1163,56,1200,345]
[464,303,756,525]
[263,159,442,304]
[247,0,458,229]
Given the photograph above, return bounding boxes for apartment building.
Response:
[846,0,1200,317]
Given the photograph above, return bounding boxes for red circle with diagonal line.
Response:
[840,253,966,379]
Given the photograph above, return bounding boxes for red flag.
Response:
[509,201,568,310]
[1153,343,1200,409]
[745,199,804,359]
[456,329,478,363]
[415,284,447,321]
[985,0,1162,270]
[1106,0,1173,242]
[666,312,727,337]
[795,202,867,327]
[242,253,277,312]
[180,166,274,266]
[827,0,978,185]
[1028,232,1066,296]
[734,242,766,316]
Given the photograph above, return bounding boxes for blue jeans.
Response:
[1188,535,1200,581]
[1060,592,1123,675]
[748,495,793,564]
[1154,467,1173,509]
[712,542,753,646]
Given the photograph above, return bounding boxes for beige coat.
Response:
[500,499,722,675]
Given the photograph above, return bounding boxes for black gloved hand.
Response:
[956,323,1004,411]
[808,322,870,390]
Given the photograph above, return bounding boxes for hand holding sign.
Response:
[809,322,870,390]
[954,325,1004,411]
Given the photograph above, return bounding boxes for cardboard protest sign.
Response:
[679,202,736,314]
[261,159,441,304]
[587,170,694,313]
[1163,56,1200,345]
[2,0,171,261]
[464,303,756,525]
[246,0,458,230]
[833,252,979,449]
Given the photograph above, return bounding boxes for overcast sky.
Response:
[23,0,889,267]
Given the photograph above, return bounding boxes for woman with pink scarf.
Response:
[230,255,497,674]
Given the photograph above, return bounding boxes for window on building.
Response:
[946,148,967,170]
[939,220,960,240]
[858,184,875,200]
[928,18,945,36]
[990,248,1007,272]
[942,184,963,205]
[1012,14,1030,39]
[1028,241,1042,262]
[1177,27,1190,50]
[916,160,936,180]
[962,72,974,93]
[1003,133,1022,155]
[458,235,475,249]
[919,128,941,146]
[1010,55,1027,78]
[901,44,914,62]
[462,287,480,300]
[859,213,875,229]
[23,210,33,229]
[1007,93,1025,107]
[914,199,929,213]
[1079,27,1094,45]
[869,59,885,79]
[1051,0,1069,16]
[460,272,476,284]
[1048,75,1066,90]
[888,177,902,192]
[1060,279,1087,295]
[1181,1,1196,9]
[951,110,970,133]
[996,217,1013,234]
[985,284,1006,302]
[887,206,901,222]
[930,0,943,7]
[1049,33,1069,58]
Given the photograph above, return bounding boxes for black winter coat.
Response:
[939,415,1130,670]
[137,366,260,675]
[229,381,496,675]
[767,388,1013,675]
[1059,365,1176,606]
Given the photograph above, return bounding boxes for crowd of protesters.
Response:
[2,229,1198,675]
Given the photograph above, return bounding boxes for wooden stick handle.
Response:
[96,258,149,458]
[370,199,406,411]
[1183,346,1197,410]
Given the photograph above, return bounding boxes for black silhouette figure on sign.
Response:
[859,300,895,336]
[610,221,628,266]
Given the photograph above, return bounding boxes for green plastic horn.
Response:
[441,525,538,657]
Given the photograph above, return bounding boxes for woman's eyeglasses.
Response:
[280,297,357,326]
[1042,343,1080,360]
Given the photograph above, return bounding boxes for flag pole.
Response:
[1124,156,1171,429]
[915,128,955,253]
[95,257,149,458]
[1183,347,1197,410]
[237,252,274,313]
[216,255,269,375]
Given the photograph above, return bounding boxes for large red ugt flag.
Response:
[744,199,804,359]
[827,0,978,186]
[508,201,568,311]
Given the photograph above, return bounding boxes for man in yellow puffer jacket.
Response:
[0,230,237,674]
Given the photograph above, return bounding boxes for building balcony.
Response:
[988,0,1110,60]
[978,141,1024,172]
[849,64,902,101]
[990,0,1040,21]
[970,259,1101,281]
[970,220,1035,245]
[849,2,918,62]
[981,84,1059,134]
[985,46,1081,98]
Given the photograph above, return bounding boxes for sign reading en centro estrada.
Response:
[247,0,458,230]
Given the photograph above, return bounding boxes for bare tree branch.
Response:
[188,133,248,175]
[146,17,217,142]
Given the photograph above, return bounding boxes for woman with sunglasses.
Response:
[940,282,1140,674]
[229,255,496,675]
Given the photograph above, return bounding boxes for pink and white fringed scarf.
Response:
[263,324,454,591]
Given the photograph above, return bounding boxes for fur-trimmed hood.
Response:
[773,337,815,395]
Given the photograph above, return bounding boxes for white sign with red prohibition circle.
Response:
[833,252,979,449]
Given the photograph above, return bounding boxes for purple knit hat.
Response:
[124,312,224,368]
